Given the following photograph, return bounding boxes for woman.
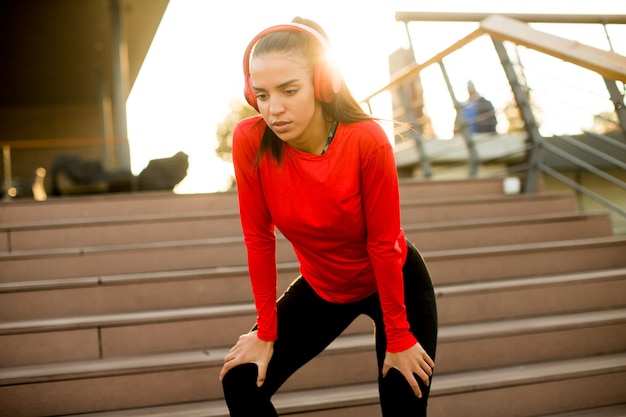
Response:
[219,17,438,417]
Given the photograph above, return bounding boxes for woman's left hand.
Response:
[382,342,434,398]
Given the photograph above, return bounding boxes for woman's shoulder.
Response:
[235,114,265,133]
[233,115,265,147]
[340,119,390,146]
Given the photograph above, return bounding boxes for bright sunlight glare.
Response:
[126,0,626,194]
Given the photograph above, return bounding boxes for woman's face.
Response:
[250,51,326,151]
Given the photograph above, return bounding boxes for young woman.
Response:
[219,17,438,417]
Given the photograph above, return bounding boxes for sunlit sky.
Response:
[126,0,626,194]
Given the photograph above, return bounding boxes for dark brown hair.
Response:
[251,18,375,166]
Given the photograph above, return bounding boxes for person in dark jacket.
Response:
[454,81,497,134]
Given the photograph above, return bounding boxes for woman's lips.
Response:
[272,121,290,134]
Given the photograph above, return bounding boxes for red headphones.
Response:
[242,23,341,111]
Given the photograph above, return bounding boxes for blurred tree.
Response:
[503,99,526,133]
[215,100,258,162]
[590,111,619,134]
[502,89,543,135]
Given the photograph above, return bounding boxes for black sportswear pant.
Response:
[221,240,438,416]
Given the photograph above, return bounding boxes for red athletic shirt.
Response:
[232,115,416,352]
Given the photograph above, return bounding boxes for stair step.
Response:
[2,195,584,252]
[2,262,625,326]
[405,211,612,251]
[427,353,626,417]
[0,191,240,223]
[398,177,513,200]
[0,235,259,281]
[0,178,509,224]
[2,209,243,251]
[436,308,626,373]
[436,267,626,324]
[8,353,624,417]
[3,232,625,283]
[536,404,626,417]
[0,262,302,321]
[3,286,625,339]
[57,402,626,417]
[401,192,577,223]
[425,236,626,285]
[1,304,624,374]
[3,210,612,253]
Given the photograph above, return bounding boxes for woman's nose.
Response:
[268,96,285,114]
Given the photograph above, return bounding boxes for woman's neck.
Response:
[290,117,333,155]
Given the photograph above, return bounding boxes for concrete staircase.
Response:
[1,178,625,417]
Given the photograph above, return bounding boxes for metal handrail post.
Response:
[438,60,480,177]
[603,79,626,142]
[600,20,626,141]
[491,38,544,193]
[2,145,13,200]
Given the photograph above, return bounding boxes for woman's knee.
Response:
[222,364,278,416]
[221,363,259,398]
[379,368,430,416]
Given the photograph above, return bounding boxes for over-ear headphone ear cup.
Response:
[314,61,340,103]
[244,75,258,111]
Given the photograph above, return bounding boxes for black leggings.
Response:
[222,241,438,416]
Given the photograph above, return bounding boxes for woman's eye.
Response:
[256,93,268,101]
[284,89,297,96]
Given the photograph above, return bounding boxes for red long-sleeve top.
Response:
[232,115,416,352]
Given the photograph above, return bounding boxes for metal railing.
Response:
[362,13,626,223]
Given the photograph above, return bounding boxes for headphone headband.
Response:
[242,23,341,110]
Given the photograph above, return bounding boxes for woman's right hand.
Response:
[219,330,274,387]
